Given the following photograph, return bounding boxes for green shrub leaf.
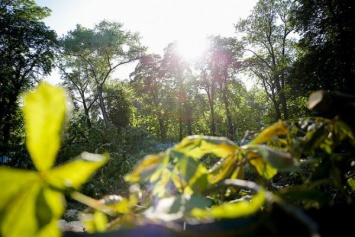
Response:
[35,188,65,237]
[190,190,266,219]
[23,82,67,171]
[245,144,300,171]
[250,121,288,145]
[174,135,237,159]
[124,154,164,183]
[0,167,39,211]
[144,194,212,221]
[47,152,109,190]
[0,168,64,237]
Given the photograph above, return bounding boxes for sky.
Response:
[35,0,258,84]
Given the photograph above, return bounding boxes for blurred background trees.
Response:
[1,0,355,199]
[0,0,58,166]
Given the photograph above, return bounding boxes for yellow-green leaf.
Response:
[348,178,355,191]
[208,155,238,185]
[245,149,278,179]
[35,187,65,237]
[23,82,68,171]
[190,189,266,219]
[0,167,39,211]
[245,144,300,171]
[144,194,212,221]
[250,121,288,145]
[46,152,109,190]
[0,169,64,237]
[82,211,108,233]
[124,154,164,183]
[174,135,237,159]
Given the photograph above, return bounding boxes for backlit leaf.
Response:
[245,149,277,179]
[0,174,64,237]
[348,178,355,191]
[0,167,39,211]
[124,154,164,183]
[144,194,211,221]
[35,187,65,237]
[82,211,108,233]
[245,144,300,171]
[190,190,266,219]
[23,82,68,171]
[250,121,288,145]
[208,155,238,184]
[46,152,109,190]
[174,135,237,159]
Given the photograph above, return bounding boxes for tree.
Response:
[58,59,97,128]
[0,0,57,154]
[161,42,194,141]
[236,0,297,120]
[130,54,169,142]
[291,0,355,96]
[60,21,146,127]
[209,36,243,140]
[105,81,133,128]
[195,36,243,139]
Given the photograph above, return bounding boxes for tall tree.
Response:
[291,0,355,96]
[60,21,146,127]
[195,57,218,136]
[130,54,169,142]
[105,81,133,128]
[195,36,243,139]
[0,0,57,152]
[209,36,243,140]
[236,0,296,120]
[161,42,194,141]
[58,59,97,128]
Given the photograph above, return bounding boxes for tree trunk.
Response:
[279,89,288,120]
[158,117,167,142]
[206,87,216,136]
[184,98,192,136]
[178,104,183,141]
[221,71,234,140]
[97,85,110,127]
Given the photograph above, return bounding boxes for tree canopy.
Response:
[291,0,355,96]
[0,0,58,155]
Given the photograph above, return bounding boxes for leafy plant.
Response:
[79,92,355,237]
[0,83,108,237]
[1,84,354,237]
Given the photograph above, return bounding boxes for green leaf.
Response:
[0,167,39,211]
[23,82,68,171]
[348,178,355,191]
[82,211,108,233]
[250,121,288,145]
[124,154,164,183]
[244,148,278,179]
[35,188,65,237]
[46,152,109,190]
[144,194,212,221]
[245,144,300,171]
[190,189,266,219]
[0,168,64,237]
[174,135,237,159]
[208,155,238,185]
[172,155,209,194]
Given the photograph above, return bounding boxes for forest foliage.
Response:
[1,0,355,236]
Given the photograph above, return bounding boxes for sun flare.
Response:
[175,37,209,62]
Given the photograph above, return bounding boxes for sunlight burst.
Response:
[175,37,209,62]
